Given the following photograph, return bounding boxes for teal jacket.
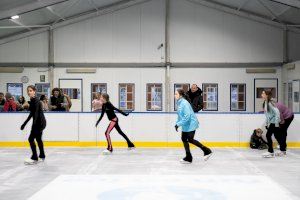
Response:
[176,98,199,132]
[264,101,280,127]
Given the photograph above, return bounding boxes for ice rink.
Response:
[1,148,300,200]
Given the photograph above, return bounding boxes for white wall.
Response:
[54,0,165,63]
[0,0,288,64]
[169,0,284,63]
[0,67,49,101]
[288,32,300,62]
[170,67,282,112]
[53,67,166,112]
[0,113,299,146]
[282,61,300,82]
[0,32,48,63]
[0,66,283,112]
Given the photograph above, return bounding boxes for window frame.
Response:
[230,83,246,111]
[118,83,135,111]
[146,83,163,111]
[202,83,218,111]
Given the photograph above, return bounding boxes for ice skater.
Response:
[95,93,135,154]
[174,89,212,164]
[261,90,282,158]
[21,85,46,165]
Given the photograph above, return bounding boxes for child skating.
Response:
[21,85,47,165]
[174,89,212,164]
[95,93,135,154]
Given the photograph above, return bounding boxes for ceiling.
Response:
[0,0,299,41]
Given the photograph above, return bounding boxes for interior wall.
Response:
[0,32,48,63]
[169,0,284,63]
[288,32,300,62]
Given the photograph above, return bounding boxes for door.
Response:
[254,78,278,112]
[59,79,83,112]
[292,80,300,112]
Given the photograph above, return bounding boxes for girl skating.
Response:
[174,89,212,164]
[261,90,282,158]
[95,93,135,154]
[21,85,47,165]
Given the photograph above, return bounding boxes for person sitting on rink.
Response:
[250,128,268,150]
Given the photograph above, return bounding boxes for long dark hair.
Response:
[262,90,274,112]
[101,93,110,102]
[177,89,191,102]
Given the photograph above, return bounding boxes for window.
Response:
[119,83,135,111]
[174,83,190,111]
[288,82,293,110]
[35,83,50,99]
[7,83,23,100]
[202,83,218,111]
[146,83,163,111]
[230,84,246,111]
[91,83,107,110]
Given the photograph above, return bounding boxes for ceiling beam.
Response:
[257,0,279,21]
[0,0,69,21]
[0,0,150,45]
[9,19,32,31]
[268,0,300,9]
[237,0,250,11]
[46,6,66,21]
[187,0,285,28]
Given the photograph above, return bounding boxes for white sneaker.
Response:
[128,147,136,151]
[24,158,38,165]
[262,152,275,158]
[38,158,45,163]
[102,149,112,155]
[275,151,287,157]
[204,152,213,161]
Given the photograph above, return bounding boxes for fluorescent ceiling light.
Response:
[11,15,19,20]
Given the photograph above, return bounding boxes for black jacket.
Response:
[250,133,268,149]
[23,97,46,130]
[50,95,65,111]
[96,102,127,124]
[187,87,203,112]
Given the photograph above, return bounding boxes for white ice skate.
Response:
[262,152,275,158]
[275,151,287,157]
[24,158,38,165]
[180,158,192,164]
[127,147,136,151]
[102,149,112,155]
[38,158,45,163]
[204,152,213,161]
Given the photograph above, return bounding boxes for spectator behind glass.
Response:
[92,92,102,112]
[3,93,17,112]
[50,88,65,111]
[40,95,49,111]
[17,95,29,111]
[0,92,5,111]
[187,84,203,112]
[61,89,72,112]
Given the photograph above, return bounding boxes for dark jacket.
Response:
[22,97,46,130]
[187,87,203,112]
[50,95,66,111]
[250,132,268,150]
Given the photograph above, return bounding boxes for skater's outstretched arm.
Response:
[112,104,128,116]
[96,106,106,127]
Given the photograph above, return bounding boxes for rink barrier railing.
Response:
[0,112,299,148]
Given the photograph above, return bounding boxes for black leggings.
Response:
[105,118,133,151]
[28,127,45,161]
[266,123,283,153]
[279,115,294,151]
[181,131,211,157]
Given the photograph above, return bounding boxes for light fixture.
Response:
[11,15,19,20]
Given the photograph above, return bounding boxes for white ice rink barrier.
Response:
[0,112,299,147]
